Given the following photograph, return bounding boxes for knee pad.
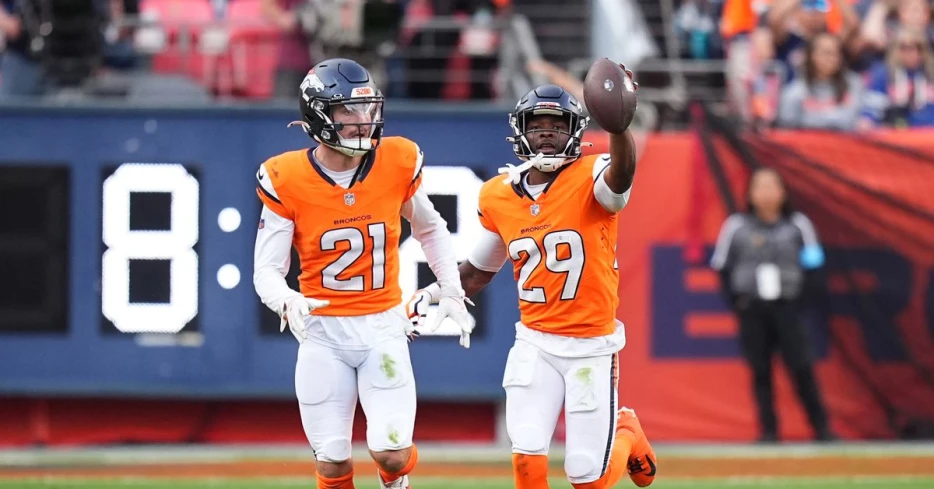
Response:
[565,451,600,483]
[368,413,414,452]
[314,438,352,463]
[510,423,548,455]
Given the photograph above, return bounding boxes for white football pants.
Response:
[503,339,620,483]
[295,337,416,462]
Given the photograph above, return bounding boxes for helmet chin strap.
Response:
[333,137,372,157]
[498,153,543,185]
[289,121,373,157]
[529,140,593,173]
[288,107,378,157]
[498,150,579,185]
[534,156,572,172]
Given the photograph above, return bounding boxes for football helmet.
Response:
[507,84,589,172]
[290,58,385,157]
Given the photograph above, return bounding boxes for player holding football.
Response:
[253,58,471,489]
[407,68,657,488]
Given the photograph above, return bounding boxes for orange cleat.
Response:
[618,407,657,487]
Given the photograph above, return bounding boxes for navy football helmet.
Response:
[507,84,589,172]
[290,58,385,157]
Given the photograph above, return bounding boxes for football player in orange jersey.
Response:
[252,58,471,489]
[406,77,657,489]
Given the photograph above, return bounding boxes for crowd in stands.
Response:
[0,0,508,101]
[678,0,934,129]
[9,0,930,131]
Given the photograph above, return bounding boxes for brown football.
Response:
[583,58,637,134]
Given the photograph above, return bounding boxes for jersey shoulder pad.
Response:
[257,151,303,192]
[479,173,511,201]
[477,176,509,233]
[478,173,519,212]
[378,136,423,183]
[255,150,304,218]
[588,153,612,181]
[255,160,279,202]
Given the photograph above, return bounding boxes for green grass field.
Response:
[3,476,934,489]
[4,443,934,489]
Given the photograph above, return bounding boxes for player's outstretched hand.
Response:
[427,296,474,349]
[280,295,329,343]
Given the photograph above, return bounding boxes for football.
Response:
[583,58,637,134]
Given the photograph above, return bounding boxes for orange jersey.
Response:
[478,154,620,338]
[256,136,423,316]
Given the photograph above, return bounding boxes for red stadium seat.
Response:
[227,0,280,100]
[138,0,215,82]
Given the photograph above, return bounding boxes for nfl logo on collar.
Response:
[530,203,540,216]
[344,192,356,206]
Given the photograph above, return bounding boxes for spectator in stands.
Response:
[102,0,138,71]
[860,0,933,61]
[675,0,723,60]
[777,32,863,129]
[710,167,836,444]
[861,26,934,128]
[260,0,322,98]
[0,0,44,98]
[739,0,858,125]
[406,0,503,100]
[721,0,771,123]
[760,0,859,84]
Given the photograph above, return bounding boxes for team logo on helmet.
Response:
[300,73,326,101]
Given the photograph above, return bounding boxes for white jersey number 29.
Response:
[508,230,585,303]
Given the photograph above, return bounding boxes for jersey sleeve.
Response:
[253,205,300,315]
[476,182,499,234]
[403,142,425,202]
[467,227,508,273]
[255,160,293,220]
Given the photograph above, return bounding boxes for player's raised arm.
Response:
[602,129,637,195]
[583,59,640,212]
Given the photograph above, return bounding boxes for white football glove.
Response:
[280,295,330,343]
[428,295,474,349]
[405,286,475,348]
